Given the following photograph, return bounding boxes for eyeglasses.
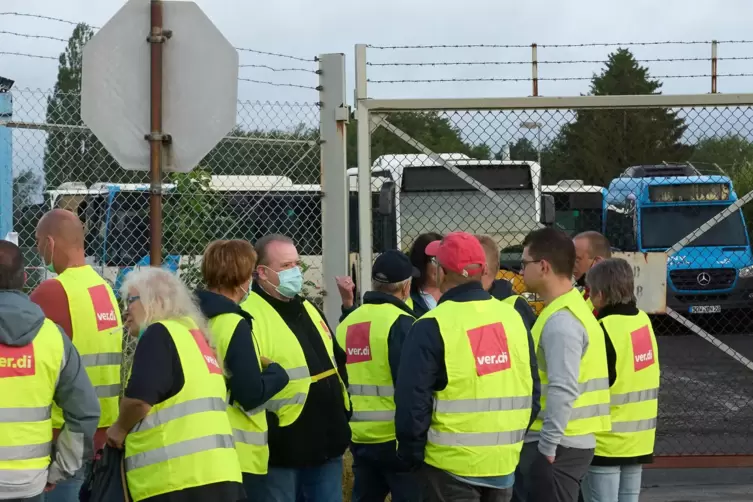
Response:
[126,295,141,305]
[520,259,542,270]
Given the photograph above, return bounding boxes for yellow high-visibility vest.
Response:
[502,295,519,307]
[124,317,241,502]
[53,265,123,428]
[405,297,414,310]
[596,310,660,458]
[0,319,64,485]
[335,302,411,444]
[530,288,611,436]
[209,312,269,475]
[422,298,533,477]
[240,292,350,426]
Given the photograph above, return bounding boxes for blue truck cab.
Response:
[604,163,753,315]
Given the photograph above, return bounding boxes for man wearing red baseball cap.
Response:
[394,232,540,502]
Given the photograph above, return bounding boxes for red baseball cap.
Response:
[425,231,486,277]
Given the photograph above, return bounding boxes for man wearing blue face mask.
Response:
[240,234,352,502]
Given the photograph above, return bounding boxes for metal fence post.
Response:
[0,91,12,239]
[355,44,372,301]
[318,53,350,328]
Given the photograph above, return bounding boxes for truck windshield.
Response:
[641,204,748,249]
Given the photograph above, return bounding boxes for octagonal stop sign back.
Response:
[81,0,239,173]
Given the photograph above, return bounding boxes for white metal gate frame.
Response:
[354,42,753,369]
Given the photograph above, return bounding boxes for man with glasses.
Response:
[30,209,123,502]
[512,228,611,502]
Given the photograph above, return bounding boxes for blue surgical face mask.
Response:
[420,289,437,310]
[138,328,146,340]
[239,285,250,304]
[268,266,303,298]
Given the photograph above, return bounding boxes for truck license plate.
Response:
[689,305,721,314]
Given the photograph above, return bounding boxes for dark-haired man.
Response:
[513,228,611,502]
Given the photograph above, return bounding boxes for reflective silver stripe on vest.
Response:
[0,442,51,461]
[349,385,394,397]
[0,406,51,423]
[434,396,532,414]
[569,403,611,421]
[286,366,311,380]
[427,428,526,447]
[133,397,227,433]
[610,418,657,433]
[265,393,307,412]
[80,353,123,367]
[125,434,235,471]
[610,388,659,406]
[541,377,610,396]
[351,410,395,422]
[94,384,121,399]
[233,428,268,446]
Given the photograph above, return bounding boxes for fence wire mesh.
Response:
[5,87,324,380]
[365,104,753,457]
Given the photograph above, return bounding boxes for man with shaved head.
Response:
[31,209,124,502]
[573,231,612,314]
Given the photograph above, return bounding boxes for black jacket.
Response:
[394,282,542,469]
[339,291,417,467]
[250,282,352,468]
[488,279,538,332]
[195,290,289,413]
[592,302,654,466]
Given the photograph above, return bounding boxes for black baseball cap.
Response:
[372,250,420,284]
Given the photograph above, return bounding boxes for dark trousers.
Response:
[351,455,420,502]
[512,442,594,502]
[420,465,513,502]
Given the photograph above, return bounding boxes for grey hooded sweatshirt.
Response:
[0,290,100,500]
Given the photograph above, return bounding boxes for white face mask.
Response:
[420,290,437,310]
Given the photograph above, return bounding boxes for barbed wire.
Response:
[238,78,321,91]
[239,63,320,74]
[234,47,317,63]
[0,12,100,29]
[368,40,753,50]
[368,56,753,67]
[0,30,69,43]
[0,51,58,61]
[368,73,753,84]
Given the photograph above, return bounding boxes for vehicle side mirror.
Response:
[540,194,555,225]
[378,181,396,216]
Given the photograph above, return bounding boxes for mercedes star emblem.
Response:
[697,272,712,286]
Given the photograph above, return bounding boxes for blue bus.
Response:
[604,164,753,316]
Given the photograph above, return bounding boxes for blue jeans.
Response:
[351,457,420,502]
[581,465,642,502]
[249,457,343,502]
[43,462,88,502]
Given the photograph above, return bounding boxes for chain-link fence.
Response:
[358,101,753,460]
[5,86,325,380]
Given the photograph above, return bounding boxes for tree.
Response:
[496,138,540,162]
[690,135,753,176]
[12,170,41,209]
[43,23,145,189]
[547,48,692,185]
[346,112,492,168]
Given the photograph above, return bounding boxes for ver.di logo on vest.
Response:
[190,330,224,375]
[345,321,372,364]
[88,284,119,331]
[467,322,512,377]
[630,325,655,371]
[0,344,36,377]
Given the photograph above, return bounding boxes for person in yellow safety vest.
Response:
[580,259,660,502]
[512,228,611,502]
[106,267,245,502]
[240,234,351,502]
[475,234,538,331]
[335,250,421,502]
[0,240,100,502]
[395,232,539,502]
[572,231,612,315]
[30,209,123,502]
[195,240,290,500]
[406,232,444,316]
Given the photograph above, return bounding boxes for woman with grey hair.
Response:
[106,267,245,502]
[581,258,660,502]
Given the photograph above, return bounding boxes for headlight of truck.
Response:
[739,266,753,279]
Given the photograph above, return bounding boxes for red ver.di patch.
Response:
[345,322,372,364]
[190,330,223,375]
[0,344,36,378]
[630,325,655,371]
[320,320,332,339]
[89,284,119,331]
[467,322,512,376]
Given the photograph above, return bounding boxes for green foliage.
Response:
[545,48,692,185]
[496,137,540,162]
[691,134,753,176]
[346,111,492,167]
[43,23,146,189]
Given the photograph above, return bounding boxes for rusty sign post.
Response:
[81,0,238,268]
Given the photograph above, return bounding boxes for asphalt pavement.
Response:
[641,468,753,501]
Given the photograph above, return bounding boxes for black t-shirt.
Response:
[125,324,245,502]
